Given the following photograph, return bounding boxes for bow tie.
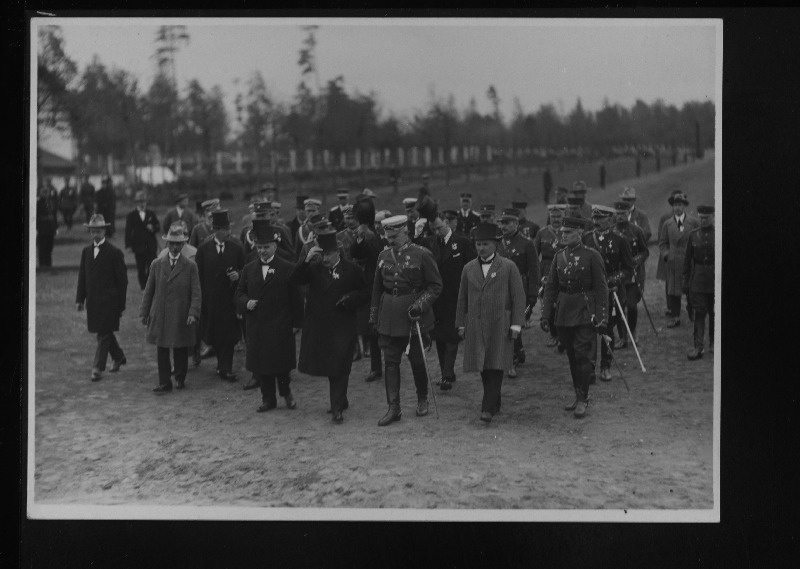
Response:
[94,243,100,248]
[479,257,493,265]
[261,261,271,267]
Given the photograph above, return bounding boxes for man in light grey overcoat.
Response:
[455,222,526,423]
[140,224,202,393]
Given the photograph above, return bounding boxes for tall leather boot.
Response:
[378,364,402,426]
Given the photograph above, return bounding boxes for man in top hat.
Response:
[541,217,608,418]
[619,187,652,244]
[683,205,715,360]
[296,198,322,252]
[125,190,161,290]
[76,214,128,381]
[497,208,540,376]
[402,197,419,235]
[328,189,350,231]
[242,201,293,261]
[469,204,496,241]
[613,201,650,347]
[163,193,197,239]
[95,177,117,238]
[571,181,593,220]
[534,204,567,347]
[287,195,309,248]
[441,209,460,237]
[370,214,442,426]
[236,221,304,412]
[457,193,481,237]
[139,224,201,393]
[566,196,595,231]
[195,209,245,382]
[352,195,385,381]
[424,214,476,391]
[291,229,370,422]
[296,213,340,260]
[456,222,526,422]
[658,191,699,327]
[583,204,635,381]
[542,165,553,205]
[189,198,221,248]
[512,201,541,240]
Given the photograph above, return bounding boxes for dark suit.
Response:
[423,231,476,383]
[196,237,245,375]
[76,240,128,372]
[95,186,116,237]
[457,209,481,237]
[351,227,385,374]
[125,208,161,289]
[497,231,541,364]
[328,205,346,231]
[163,207,198,239]
[36,196,57,267]
[287,215,303,248]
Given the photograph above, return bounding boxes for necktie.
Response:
[93,244,100,258]
[170,259,176,270]
[218,243,224,255]
[678,219,683,231]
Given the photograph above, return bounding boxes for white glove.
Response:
[414,218,427,237]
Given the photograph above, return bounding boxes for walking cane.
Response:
[599,333,630,392]
[415,321,439,419]
[612,290,646,372]
[633,267,658,337]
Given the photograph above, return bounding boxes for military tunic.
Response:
[498,231,540,303]
[518,219,541,241]
[683,225,715,350]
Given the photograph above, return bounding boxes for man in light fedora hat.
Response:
[125,190,161,290]
[619,186,652,244]
[140,224,201,393]
[76,214,128,382]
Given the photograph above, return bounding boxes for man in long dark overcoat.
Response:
[424,215,476,391]
[125,190,161,290]
[290,230,369,422]
[195,209,245,382]
[76,214,128,381]
[658,192,699,328]
[139,224,201,392]
[455,223,526,423]
[235,222,304,412]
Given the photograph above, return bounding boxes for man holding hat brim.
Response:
[195,209,245,382]
[469,204,496,241]
[370,214,443,426]
[236,221,304,411]
[619,187,652,244]
[328,189,350,231]
[497,208,541,377]
[287,195,309,248]
[76,214,129,382]
[290,229,370,422]
[457,193,481,236]
[658,192,699,327]
[402,198,419,235]
[582,204,635,381]
[613,201,650,347]
[683,205,715,360]
[162,193,198,240]
[139,224,201,393]
[541,217,609,417]
[189,198,221,249]
[511,201,540,241]
[297,198,322,251]
[125,190,161,290]
[534,204,568,347]
[455,222,526,422]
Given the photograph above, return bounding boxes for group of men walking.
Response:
[72,176,716,425]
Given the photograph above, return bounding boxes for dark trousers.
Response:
[513,333,525,363]
[36,233,54,267]
[134,251,156,290]
[558,325,596,401]
[480,369,504,413]
[61,208,75,229]
[379,333,429,401]
[157,346,188,386]
[93,332,124,371]
[328,375,350,413]
[369,332,382,372]
[435,340,458,381]
[258,372,292,405]
[691,292,715,350]
[214,343,235,374]
[667,294,682,318]
[617,282,640,337]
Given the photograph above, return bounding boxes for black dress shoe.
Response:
[284,394,297,409]
[327,400,349,413]
[242,377,259,390]
[365,370,382,382]
[479,411,493,423]
[687,347,704,361]
[199,345,214,359]
[153,384,172,394]
[416,399,429,417]
[378,407,402,426]
[219,372,238,382]
[109,357,127,372]
[332,411,344,423]
[440,379,453,391]
[257,402,277,412]
[90,368,102,382]
[175,380,186,390]
[666,319,681,328]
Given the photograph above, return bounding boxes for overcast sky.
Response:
[42,17,719,125]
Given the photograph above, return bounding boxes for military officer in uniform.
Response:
[571,181,594,220]
[683,205,715,360]
[613,201,649,347]
[328,189,350,231]
[545,186,570,226]
[369,215,442,426]
[512,201,540,240]
[469,204,496,241]
[533,204,567,347]
[496,208,540,377]
[295,198,321,255]
[403,198,419,234]
[541,217,609,417]
[336,205,357,261]
[189,198,221,248]
[619,187,652,244]
[566,196,594,231]
[287,195,309,248]
[457,193,481,236]
[583,205,635,381]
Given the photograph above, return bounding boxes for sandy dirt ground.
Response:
[30,155,716,511]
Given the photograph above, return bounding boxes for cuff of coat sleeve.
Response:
[510,325,522,333]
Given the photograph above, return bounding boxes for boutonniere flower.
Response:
[452,243,457,250]
[491,272,497,278]
[266,267,275,275]
[332,271,340,280]
[511,248,517,254]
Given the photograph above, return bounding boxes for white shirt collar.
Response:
[675,213,686,223]
[214,237,225,247]
[93,238,105,247]
[443,228,453,244]
[168,253,181,262]
[176,206,184,215]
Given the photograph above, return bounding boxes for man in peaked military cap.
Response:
[369,214,442,426]
[457,193,481,236]
[469,204,496,241]
[403,197,419,234]
[583,204,635,381]
[328,189,350,231]
[541,217,609,418]
[189,198,221,249]
[683,205,715,360]
[566,196,595,231]
[512,201,540,241]
[296,198,322,252]
[534,204,567,347]
[497,207,540,376]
